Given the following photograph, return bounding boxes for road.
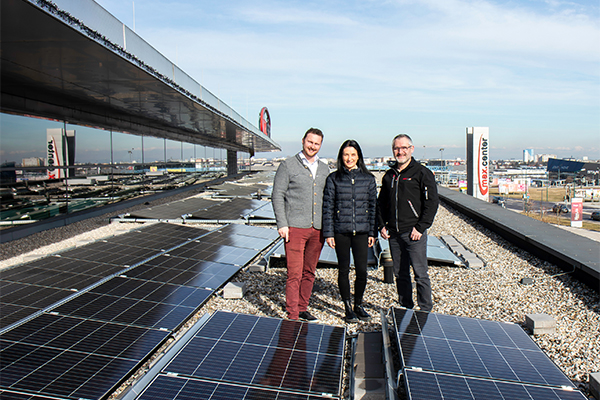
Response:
[498,198,600,227]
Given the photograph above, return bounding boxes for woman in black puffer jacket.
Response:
[323,140,377,322]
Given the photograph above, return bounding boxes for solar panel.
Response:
[215,224,280,241]
[1,267,102,291]
[248,202,276,219]
[124,256,240,289]
[128,198,221,219]
[160,311,345,397]
[0,389,72,399]
[199,230,275,251]
[426,236,464,266]
[190,198,266,220]
[0,314,169,399]
[208,182,269,197]
[90,276,213,308]
[51,291,202,330]
[393,308,576,389]
[168,241,260,266]
[134,222,210,240]
[0,303,42,331]
[135,375,338,400]
[58,240,158,267]
[0,281,77,329]
[4,255,123,277]
[1,313,169,361]
[404,369,587,400]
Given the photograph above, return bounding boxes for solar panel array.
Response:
[392,308,587,400]
[129,311,346,399]
[1,223,282,399]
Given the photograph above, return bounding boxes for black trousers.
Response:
[334,232,369,301]
[388,230,432,311]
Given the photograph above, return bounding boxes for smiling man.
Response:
[272,128,329,321]
[377,134,439,312]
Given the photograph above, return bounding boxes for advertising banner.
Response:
[571,198,583,228]
[47,128,65,180]
[466,127,489,202]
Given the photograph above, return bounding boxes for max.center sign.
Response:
[467,127,490,202]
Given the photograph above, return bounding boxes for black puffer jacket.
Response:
[322,168,377,238]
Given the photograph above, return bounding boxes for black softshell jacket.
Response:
[377,158,439,234]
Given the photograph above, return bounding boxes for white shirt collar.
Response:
[299,151,319,165]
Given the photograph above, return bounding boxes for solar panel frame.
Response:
[393,308,576,389]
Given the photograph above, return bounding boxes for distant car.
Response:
[492,196,506,207]
[552,204,570,214]
[591,211,600,221]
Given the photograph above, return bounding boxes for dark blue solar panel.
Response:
[0,340,138,399]
[199,231,274,251]
[125,256,240,289]
[0,389,71,400]
[137,375,338,400]
[168,241,259,266]
[161,311,345,397]
[404,369,587,400]
[51,292,201,330]
[215,224,281,241]
[1,313,169,361]
[394,308,576,389]
[90,276,213,308]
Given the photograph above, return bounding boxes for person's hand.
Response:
[410,227,422,241]
[278,226,290,242]
[326,237,335,248]
[380,227,390,240]
[368,237,376,247]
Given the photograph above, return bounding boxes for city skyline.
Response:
[1,0,599,163]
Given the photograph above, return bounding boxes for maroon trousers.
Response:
[284,227,324,320]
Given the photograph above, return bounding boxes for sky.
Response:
[1,0,599,162]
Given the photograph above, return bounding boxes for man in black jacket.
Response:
[378,134,439,312]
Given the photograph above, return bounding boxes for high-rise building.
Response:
[523,149,535,163]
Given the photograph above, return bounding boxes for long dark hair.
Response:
[336,139,372,178]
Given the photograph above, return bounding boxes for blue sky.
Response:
[2,0,599,162]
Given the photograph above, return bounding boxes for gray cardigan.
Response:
[272,153,329,230]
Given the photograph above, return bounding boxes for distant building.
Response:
[537,154,557,163]
[22,157,45,167]
[523,149,535,163]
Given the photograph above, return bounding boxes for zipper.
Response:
[394,172,400,231]
[408,200,419,218]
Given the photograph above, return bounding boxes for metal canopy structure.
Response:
[1,0,280,155]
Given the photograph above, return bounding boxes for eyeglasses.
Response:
[393,146,413,152]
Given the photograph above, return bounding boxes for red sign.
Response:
[571,201,583,222]
[259,107,271,137]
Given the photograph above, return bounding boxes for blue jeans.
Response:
[388,230,432,311]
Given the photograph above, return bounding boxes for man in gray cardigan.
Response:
[272,128,329,321]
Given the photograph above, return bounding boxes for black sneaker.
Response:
[299,311,317,321]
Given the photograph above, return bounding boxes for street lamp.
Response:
[439,148,444,164]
